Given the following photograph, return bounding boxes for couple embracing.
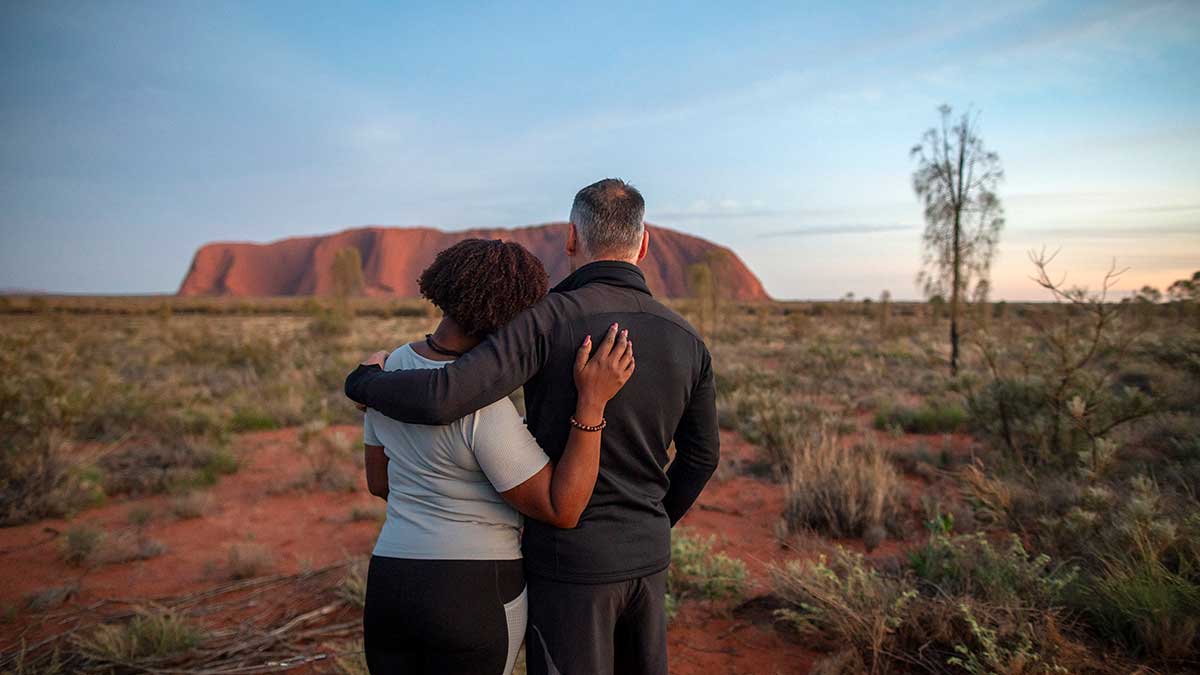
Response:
[345,178,720,675]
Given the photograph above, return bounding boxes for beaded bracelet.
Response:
[569,416,607,432]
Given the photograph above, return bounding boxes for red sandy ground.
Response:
[0,425,964,673]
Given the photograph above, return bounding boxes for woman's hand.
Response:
[572,323,635,425]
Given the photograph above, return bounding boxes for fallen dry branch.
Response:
[0,559,364,674]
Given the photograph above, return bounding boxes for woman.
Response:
[359,238,634,675]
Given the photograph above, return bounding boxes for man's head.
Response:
[567,178,650,270]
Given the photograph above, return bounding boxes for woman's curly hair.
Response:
[418,239,549,336]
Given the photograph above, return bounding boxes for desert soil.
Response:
[0,425,950,673]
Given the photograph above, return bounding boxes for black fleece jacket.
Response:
[344,260,720,583]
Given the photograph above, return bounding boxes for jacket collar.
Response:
[551,260,652,296]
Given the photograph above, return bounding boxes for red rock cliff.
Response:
[178,223,769,301]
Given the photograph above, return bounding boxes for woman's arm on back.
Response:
[496,324,633,528]
[364,445,389,500]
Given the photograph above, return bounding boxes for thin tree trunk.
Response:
[950,128,966,377]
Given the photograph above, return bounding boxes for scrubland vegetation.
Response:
[692,264,1200,673]
[2,275,1198,672]
[0,297,431,526]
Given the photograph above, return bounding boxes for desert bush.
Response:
[773,543,1099,674]
[875,399,968,434]
[74,609,203,664]
[969,255,1158,470]
[0,431,103,525]
[782,432,903,541]
[668,529,747,605]
[97,436,237,497]
[908,515,1077,608]
[1037,476,1200,659]
[715,365,824,475]
[61,524,104,567]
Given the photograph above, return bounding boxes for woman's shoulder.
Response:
[384,342,435,370]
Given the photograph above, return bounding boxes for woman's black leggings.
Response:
[363,556,526,675]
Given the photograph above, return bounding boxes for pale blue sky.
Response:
[2,0,1197,299]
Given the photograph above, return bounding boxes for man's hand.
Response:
[355,350,391,410]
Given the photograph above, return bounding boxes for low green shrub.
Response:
[230,407,278,432]
[874,400,968,434]
[667,529,746,617]
[97,436,237,496]
[909,524,1077,608]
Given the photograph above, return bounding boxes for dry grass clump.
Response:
[73,609,203,665]
[333,640,370,674]
[169,491,214,520]
[95,532,168,565]
[294,422,357,492]
[226,543,274,580]
[782,432,903,543]
[771,548,916,673]
[336,560,368,609]
[61,524,104,567]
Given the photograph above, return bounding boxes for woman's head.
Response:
[418,239,548,337]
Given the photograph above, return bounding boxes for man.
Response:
[344,178,719,675]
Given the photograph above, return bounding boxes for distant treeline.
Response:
[3,294,1191,321]
[0,294,432,317]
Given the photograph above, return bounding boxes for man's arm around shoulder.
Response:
[344,294,564,425]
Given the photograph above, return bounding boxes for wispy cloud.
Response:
[1114,203,1200,215]
[759,224,914,238]
[1016,223,1200,239]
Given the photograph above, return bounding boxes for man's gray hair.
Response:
[570,178,645,258]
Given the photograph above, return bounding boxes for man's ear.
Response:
[566,223,579,257]
[635,229,649,263]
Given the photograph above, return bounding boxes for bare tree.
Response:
[911,105,1005,376]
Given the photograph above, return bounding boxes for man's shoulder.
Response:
[552,283,704,342]
[638,296,705,342]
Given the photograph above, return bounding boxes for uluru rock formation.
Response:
[178,223,769,301]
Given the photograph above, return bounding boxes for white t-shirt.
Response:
[363,343,550,560]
